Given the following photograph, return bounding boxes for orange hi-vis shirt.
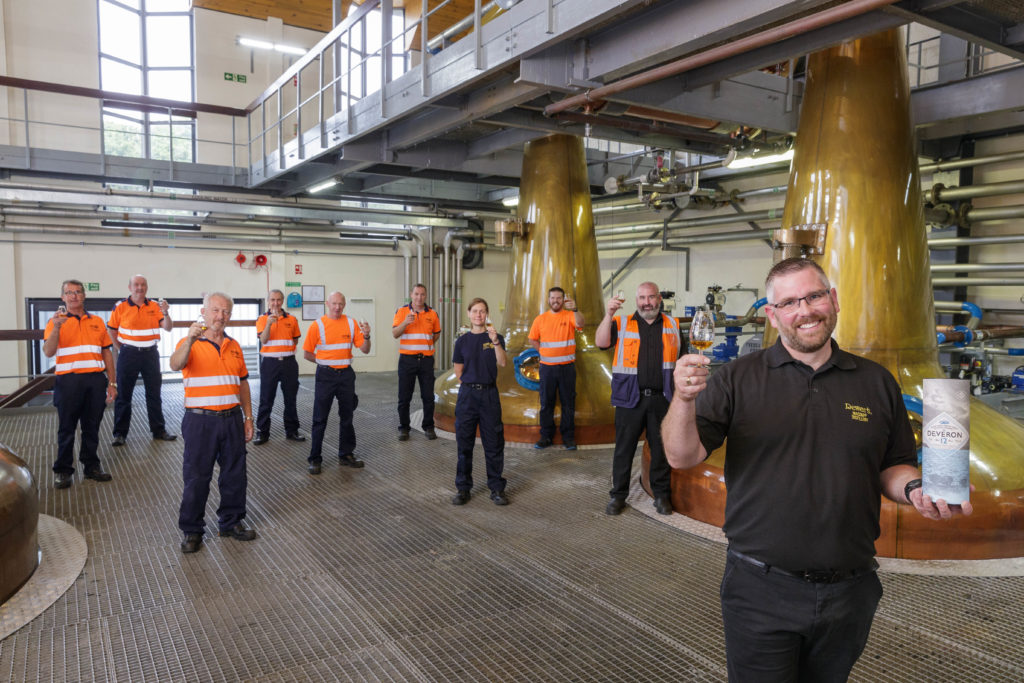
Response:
[528,308,581,365]
[392,304,441,356]
[45,312,112,375]
[177,335,248,410]
[303,315,366,369]
[256,311,301,357]
[107,297,165,348]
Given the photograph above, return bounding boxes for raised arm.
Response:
[662,354,712,469]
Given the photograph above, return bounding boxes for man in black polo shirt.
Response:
[595,281,681,516]
[663,257,973,681]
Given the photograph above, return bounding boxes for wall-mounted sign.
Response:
[223,72,248,83]
[86,282,99,291]
[294,264,303,274]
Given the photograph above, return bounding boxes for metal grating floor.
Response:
[2,373,1024,682]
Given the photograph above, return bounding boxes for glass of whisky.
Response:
[689,308,715,357]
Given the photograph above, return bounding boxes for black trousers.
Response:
[53,372,107,475]
[309,365,357,464]
[113,345,166,437]
[538,362,575,442]
[255,355,300,437]
[397,353,436,430]
[610,392,671,498]
[720,551,882,682]
[178,410,247,534]
[454,384,506,493]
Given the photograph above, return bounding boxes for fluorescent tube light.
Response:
[501,195,519,207]
[239,37,274,50]
[309,179,339,193]
[727,149,794,170]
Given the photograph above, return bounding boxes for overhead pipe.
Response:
[931,277,1024,287]
[928,179,1024,203]
[544,0,900,117]
[594,208,783,237]
[920,150,1024,174]
[930,263,1024,273]
[928,234,1024,248]
[963,204,1024,224]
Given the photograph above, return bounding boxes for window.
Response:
[29,297,262,379]
[98,0,196,162]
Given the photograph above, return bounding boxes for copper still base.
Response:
[1,444,38,603]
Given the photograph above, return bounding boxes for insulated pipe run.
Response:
[929,234,1024,248]
[930,179,1024,203]
[920,150,1024,174]
[594,209,783,236]
[964,205,1024,224]
[440,229,478,366]
[0,223,405,251]
[931,263,1024,273]
[544,0,900,116]
[931,278,1024,287]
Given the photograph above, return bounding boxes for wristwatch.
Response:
[904,478,923,504]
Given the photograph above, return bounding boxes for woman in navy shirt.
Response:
[451,297,508,505]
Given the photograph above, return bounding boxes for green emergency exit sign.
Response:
[223,72,248,83]
[285,281,301,287]
[86,282,99,291]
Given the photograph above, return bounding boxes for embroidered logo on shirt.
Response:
[845,402,872,423]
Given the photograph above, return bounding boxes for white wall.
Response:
[193,8,327,167]
[1,0,100,152]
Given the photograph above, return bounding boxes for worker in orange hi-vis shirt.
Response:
[391,283,441,442]
[43,279,117,490]
[302,291,371,475]
[108,274,176,446]
[253,289,304,445]
[527,286,584,451]
[169,291,256,555]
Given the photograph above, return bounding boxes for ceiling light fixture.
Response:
[726,149,794,170]
[308,178,340,193]
[501,195,520,207]
[238,37,307,56]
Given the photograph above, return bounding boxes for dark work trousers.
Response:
[397,353,436,430]
[538,362,576,442]
[178,409,248,534]
[720,551,882,682]
[454,384,506,493]
[255,355,300,437]
[53,371,108,475]
[609,392,671,499]
[113,344,166,438]
[309,365,357,464]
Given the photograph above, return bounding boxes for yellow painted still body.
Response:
[434,134,616,440]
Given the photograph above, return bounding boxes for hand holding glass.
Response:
[689,308,715,356]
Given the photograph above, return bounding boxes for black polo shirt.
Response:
[695,338,917,571]
[604,312,671,391]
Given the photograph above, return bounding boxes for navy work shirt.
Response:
[453,331,506,384]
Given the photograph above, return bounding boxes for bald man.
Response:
[108,274,176,445]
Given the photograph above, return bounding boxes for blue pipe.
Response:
[961,301,983,321]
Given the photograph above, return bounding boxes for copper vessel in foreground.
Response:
[434,134,616,443]
[662,29,1024,559]
[1,443,38,603]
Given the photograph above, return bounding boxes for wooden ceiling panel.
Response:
[193,0,481,41]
